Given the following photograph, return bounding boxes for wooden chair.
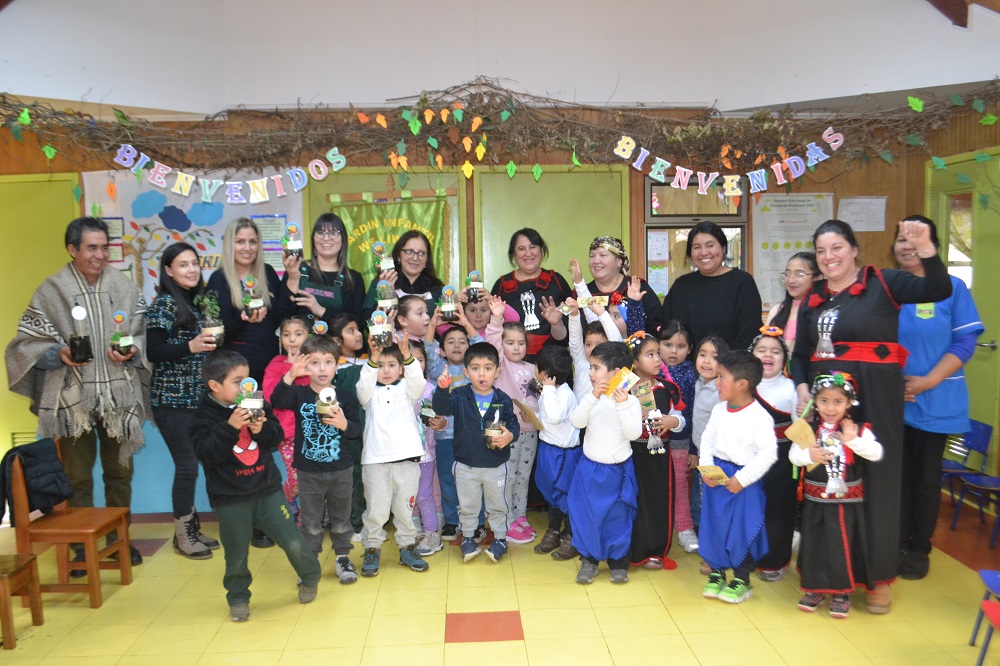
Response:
[10,450,133,609]
[0,554,43,649]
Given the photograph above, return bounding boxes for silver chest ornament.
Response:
[815,306,839,359]
[820,429,848,498]
[521,291,540,331]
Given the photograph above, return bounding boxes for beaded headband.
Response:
[812,371,860,405]
[748,325,789,358]
[590,236,630,274]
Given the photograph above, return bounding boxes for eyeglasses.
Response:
[401,249,429,260]
[781,270,815,279]
[315,229,341,239]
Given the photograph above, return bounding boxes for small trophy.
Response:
[237,377,264,423]
[69,305,94,363]
[645,409,666,454]
[316,387,339,418]
[282,221,304,258]
[312,320,329,336]
[815,307,839,359]
[241,274,264,316]
[419,399,437,426]
[372,241,395,272]
[520,291,540,331]
[370,311,394,348]
[820,431,848,498]
[439,285,459,322]
[195,290,225,346]
[109,310,134,356]
[375,279,398,312]
[526,377,543,398]
[465,270,484,303]
[483,411,503,450]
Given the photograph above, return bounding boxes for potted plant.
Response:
[194,290,225,347]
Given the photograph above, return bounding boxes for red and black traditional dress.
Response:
[492,270,572,358]
[754,374,799,574]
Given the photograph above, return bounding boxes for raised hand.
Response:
[568,258,584,284]
[626,276,647,302]
[487,293,507,319]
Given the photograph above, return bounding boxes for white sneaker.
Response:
[351,532,362,543]
[415,531,443,556]
[678,529,699,553]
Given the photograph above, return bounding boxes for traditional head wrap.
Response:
[748,325,789,358]
[811,371,860,406]
[590,236,630,274]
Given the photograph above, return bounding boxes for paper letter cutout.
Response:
[287,168,308,192]
[171,171,196,197]
[746,169,768,194]
[722,175,742,196]
[769,162,788,186]
[247,178,270,204]
[805,142,829,166]
[131,153,151,175]
[226,182,246,204]
[822,126,844,151]
[326,147,347,172]
[147,162,172,188]
[671,166,693,190]
[614,135,636,159]
[647,157,671,183]
[114,144,137,168]
[308,159,328,181]
[632,147,651,171]
[199,179,224,203]
[696,171,719,195]
[270,174,287,197]
[784,156,806,179]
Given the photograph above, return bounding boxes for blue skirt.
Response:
[535,441,582,515]
[700,457,769,571]
[567,456,637,562]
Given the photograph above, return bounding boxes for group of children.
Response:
[188,281,885,622]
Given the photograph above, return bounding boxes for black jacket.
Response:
[432,384,520,468]
[0,438,73,526]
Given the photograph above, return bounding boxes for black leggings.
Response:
[548,507,572,536]
[152,406,200,519]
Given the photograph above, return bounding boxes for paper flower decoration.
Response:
[313,321,329,335]
[467,270,482,282]
[285,222,300,236]
[112,310,128,326]
[371,311,388,326]
[372,241,386,255]
[241,275,258,291]
[240,378,259,394]
[442,285,456,298]
[376,280,392,298]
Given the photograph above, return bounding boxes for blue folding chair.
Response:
[942,420,993,505]
[974,599,1000,666]
[950,422,1000,547]
[970,570,1000,646]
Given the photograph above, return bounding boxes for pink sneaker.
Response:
[517,516,537,537]
[506,520,535,544]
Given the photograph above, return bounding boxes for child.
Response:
[433,342,520,563]
[657,321,698,554]
[189,350,321,621]
[567,342,643,584]
[355,332,429,575]
[531,345,581,557]
[566,297,620,404]
[271,335,363,585]
[691,336,729,533]
[330,313,366,368]
[408,341,447,556]
[262,316,312,523]
[627,332,685,569]
[425,311,486,541]
[750,326,800,582]
[484,294,540,544]
[791,372,883,619]
[699,350,777,604]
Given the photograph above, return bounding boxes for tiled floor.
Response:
[2,506,1000,665]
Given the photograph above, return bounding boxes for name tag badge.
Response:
[915,303,935,320]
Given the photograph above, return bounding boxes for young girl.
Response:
[790,372,883,619]
[750,326,799,582]
[484,294,540,544]
[765,252,818,353]
[406,341,446,556]
[330,313,366,369]
[262,316,313,524]
[657,321,698,553]
[627,332,685,569]
[566,298,619,404]
[691,336,730,536]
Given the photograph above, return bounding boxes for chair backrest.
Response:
[944,420,994,473]
[8,442,70,555]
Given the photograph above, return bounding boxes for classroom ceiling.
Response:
[926,0,1000,27]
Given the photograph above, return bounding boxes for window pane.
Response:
[946,192,973,289]
[647,227,744,299]
[651,183,740,217]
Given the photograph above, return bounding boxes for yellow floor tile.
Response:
[361,643,444,664]
[298,587,379,617]
[604,634,700,665]
[584,576,663,608]
[277,647,364,665]
[834,620,947,658]
[519,608,601,641]
[515,582,593,610]
[866,654,961,666]
[125,622,221,656]
[204,621,295,653]
[446,584,519,613]
[154,595,230,624]
[118,656,202,666]
[45,624,148,658]
[379,560,449,588]
[523,636,614,665]
[365,613,445,646]
[373,585,447,615]
[444,640,529,665]
[285,616,371,650]
[78,595,172,626]
[759,623,867,663]
[593,605,680,637]
[176,574,227,598]
[36,657,120,666]
[685,628,784,665]
[447,558,515,587]
[666,599,757,634]
[196,651,282,665]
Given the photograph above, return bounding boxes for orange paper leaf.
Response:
[423,109,435,124]
[777,145,787,159]
[435,154,443,171]
[448,127,460,144]
[398,155,409,171]
[389,152,399,170]
[106,181,117,202]
[722,158,733,170]
[357,112,370,124]
[754,153,765,165]
[440,108,450,123]
[720,144,730,158]
[734,149,743,159]
[375,114,387,129]
[462,136,473,153]
[471,116,482,132]
[453,102,463,110]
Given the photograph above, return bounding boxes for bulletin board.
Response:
[474,166,630,288]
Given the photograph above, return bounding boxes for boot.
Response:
[191,508,221,550]
[551,534,579,561]
[174,513,213,560]
[865,582,892,614]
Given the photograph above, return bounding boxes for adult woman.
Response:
[894,215,983,580]
[585,236,662,334]
[662,222,761,349]
[284,213,366,325]
[364,230,443,316]
[206,217,294,382]
[765,252,819,351]
[791,219,951,614]
[147,243,221,559]
[492,228,572,356]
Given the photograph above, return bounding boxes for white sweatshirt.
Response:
[568,311,623,404]
[699,400,778,488]
[570,392,642,464]
[537,383,580,448]
[356,359,426,464]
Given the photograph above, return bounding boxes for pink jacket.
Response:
[485,315,539,433]
[263,355,310,441]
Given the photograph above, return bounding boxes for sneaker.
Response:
[361,548,381,577]
[829,594,851,618]
[610,569,629,584]
[229,603,250,621]
[461,537,481,562]
[535,528,562,554]
[899,549,930,580]
[506,521,534,544]
[551,534,579,561]
[718,578,752,604]
[350,532,362,543]
[441,524,459,541]
[677,529,699,553]
[702,571,726,598]
[576,560,599,584]
[335,556,358,584]
[486,538,508,563]
[758,565,788,582]
[798,592,826,612]
[399,544,430,572]
[298,585,318,604]
[473,525,488,544]
[415,531,443,556]
[643,557,663,570]
[251,529,275,549]
[517,516,537,537]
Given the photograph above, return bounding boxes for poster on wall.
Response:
[752,193,834,310]
[837,196,886,232]
[82,169,303,306]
